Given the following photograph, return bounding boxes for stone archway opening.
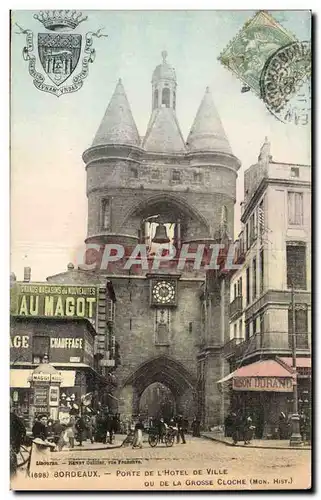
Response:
[120,355,198,421]
[139,382,176,421]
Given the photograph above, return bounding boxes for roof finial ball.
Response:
[161,50,168,63]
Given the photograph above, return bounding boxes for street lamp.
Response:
[289,283,302,446]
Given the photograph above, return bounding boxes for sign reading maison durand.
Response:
[233,376,294,392]
[11,283,98,324]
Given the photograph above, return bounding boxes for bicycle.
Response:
[148,427,176,448]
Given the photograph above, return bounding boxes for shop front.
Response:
[10,315,103,425]
[218,359,297,438]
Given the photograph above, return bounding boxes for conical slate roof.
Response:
[142,107,186,153]
[92,79,140,147]
[186,87,233,155]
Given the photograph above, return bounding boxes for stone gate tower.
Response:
[81,52,241,426]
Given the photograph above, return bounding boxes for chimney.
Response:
[23,267,31,283]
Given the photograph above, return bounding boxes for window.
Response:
[260,249,264,294]
[32,336,50,363]
[245,321,251,341]
[258,199,265,236]
[246,223,250,250]
[238,277,243,297]
[290,167,300,178]
[234,283,237,300]
[249,213,256,245]
[252,257,257,300]
[253,316,259,335]
[151,169,160,180]
[162,87,170,108]
[189,322,193,333]
[288,192,303,225]
[153,89,159,109]
[173,91,176,110]
[172,170,181,182]
[130,167,138,178]
[288,306,309,349]
[286,242,307,289]
[193,172,203,183]
[259,313,264,347]
[239,319,243,338]
[246,267,250,305]
[259,313,264,334]
[234,323,237,338]
[101,199,110,230]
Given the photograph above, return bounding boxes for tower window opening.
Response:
[172,170,181,183]
[193,171,203,183]
[130,167,138,178]
[162,87,170,108]
[101,198,111,230]
[153,89,159,109]
[173,91,176,110]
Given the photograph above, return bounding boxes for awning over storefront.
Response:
[278,357,311,368]
[10,369,76,388]
[217,359,295,392]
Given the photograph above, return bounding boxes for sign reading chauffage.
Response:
[11,283,98,325]
[233,376,294,392]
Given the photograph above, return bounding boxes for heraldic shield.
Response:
[38,33,82,86]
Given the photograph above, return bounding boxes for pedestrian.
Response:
[244,415,254,445]
[191,417,201,437]
[169,418,178,442]
[176,415,186,444]
[65,414,76,448]
[52,419,64,450]
[75,415,87,446]
[278,412,288,440]
[87,414,96,444]
[10,409,26,477]
[230,412,239,445]
[132,417,144,449]
[32,414,48,440]
[299,411,307,442]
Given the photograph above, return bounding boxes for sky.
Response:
[10,9,311,281]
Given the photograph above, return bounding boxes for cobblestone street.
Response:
[13,436,311,491]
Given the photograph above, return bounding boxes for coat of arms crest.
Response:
[15,10,107,97]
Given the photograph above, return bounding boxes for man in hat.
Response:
[32,414,48,440]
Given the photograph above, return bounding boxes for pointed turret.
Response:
[92,79,140,147]
[186,87,233,155]
[143,107,186,153]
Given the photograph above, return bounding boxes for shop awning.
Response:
[278,357,311,368]
[10,369,76,388]
[217,360,295,392]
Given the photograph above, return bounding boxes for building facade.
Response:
[222,139,311,437]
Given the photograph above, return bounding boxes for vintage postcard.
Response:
[10,9,311,491]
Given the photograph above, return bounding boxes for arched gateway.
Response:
[119,356,197,418]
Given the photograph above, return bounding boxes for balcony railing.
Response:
[223,332,311,360]
[229,296,243,320]
[223,337,245,358]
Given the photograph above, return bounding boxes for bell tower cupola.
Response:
[152,50,177,110]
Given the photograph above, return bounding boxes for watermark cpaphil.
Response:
[75,243,243,272]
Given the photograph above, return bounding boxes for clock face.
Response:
[152,280,176,305]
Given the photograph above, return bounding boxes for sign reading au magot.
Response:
[11,283,99,326]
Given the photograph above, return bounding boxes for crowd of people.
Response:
[224,409,311,444]
[30,410,121,450]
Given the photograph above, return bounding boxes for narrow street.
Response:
[13,436,311,491]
